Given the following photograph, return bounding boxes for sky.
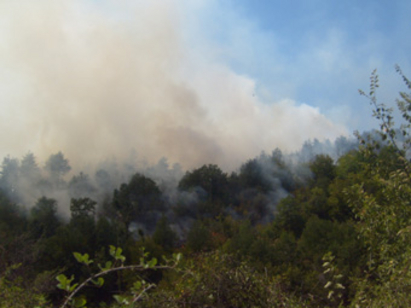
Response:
[0,0,410,172]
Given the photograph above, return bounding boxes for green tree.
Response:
[0,191,29,274]
[346,67,411,307]
[225,220,255,257]
[0,156,20,201]
[238,159,272,193]
[44,152,71,184]
[179,164,228,203]
[70,197,96,220]
[153,216,176,251]
[29,197,61,239]
[20,152,41,182]
[186,220,211,252]
[69,198,97,251]
[309,154,336,189]
[68,172,96,199]
[274,194,306,238]
[0,189,25,237]
[112,173,163,234]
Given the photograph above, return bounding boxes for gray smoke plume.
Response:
[0,0,347,173]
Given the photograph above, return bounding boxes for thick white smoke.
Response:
[0,0,346,172]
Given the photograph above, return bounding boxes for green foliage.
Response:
[143,252,285,308]
[45,151,71,182]
[322,252,345,306]
[346,67,411,306]
[73,252,94,266]
[4,67,411,308]
[274,195,306,238]
[109,245,126,263]
[20,152,41,181]
[0,189,26,237]
[56,246,181,308]
[56,274,78,293]
[186,220,211,252]
[153,216,176,250]
[29,197,61,238]
[269,231,297,267]
[298,217,360,268]
[309,154,336,187]
[346,168,411,306]
[358,67,411,162]
[239,159,272,192]
[179,164,229,203]
[225,220,255,257]
[0,264,50,308]
[112,173,163,232]
[70,197,96,219]
[69,172,96,198]
[0,156,20,201]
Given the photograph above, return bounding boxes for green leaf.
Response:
[56,274,75,292]
[73,252,84,263]
[335,283,345,290]
[173,253,182,263]
[148,258,157,268]
[92,277,104,287]
[99,261,112,271]
[56,274,68,290]
[132,280,142,291]
[72,297,87,308]
[73,252,93,266]
[109,245,116,256]
[110,246,126,262]
[113,295,131,305]
[115,247,123,257]
[69,283,79,292]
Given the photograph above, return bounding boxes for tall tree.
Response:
[346,67,411,306]
[238,159,274,193]
[20,152,41,181]
[0,156,20,201]
[179,164,228,202]
[68,172,96,198]
[29,197,60,239]
[112,173,162,233]
[153,215,176,250]
[44,152,71,184]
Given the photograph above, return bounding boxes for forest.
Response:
[1,69,411,307]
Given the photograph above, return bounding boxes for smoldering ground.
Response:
[0,0,347,173]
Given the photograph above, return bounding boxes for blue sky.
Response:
[0,0,410,170]
[190,0,411,132]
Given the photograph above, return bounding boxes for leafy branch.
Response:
[358,69,397,148]
[57,245,182,308]
[322,252,345,305]
[359,66,411,178]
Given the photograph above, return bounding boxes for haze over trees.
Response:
[1,69,411,307]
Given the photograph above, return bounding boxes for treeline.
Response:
[0,138,407,307]
[1,69,411,307]
[0,134,358,235]
[0,136,363,307]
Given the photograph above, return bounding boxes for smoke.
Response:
[0,0,347,172]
